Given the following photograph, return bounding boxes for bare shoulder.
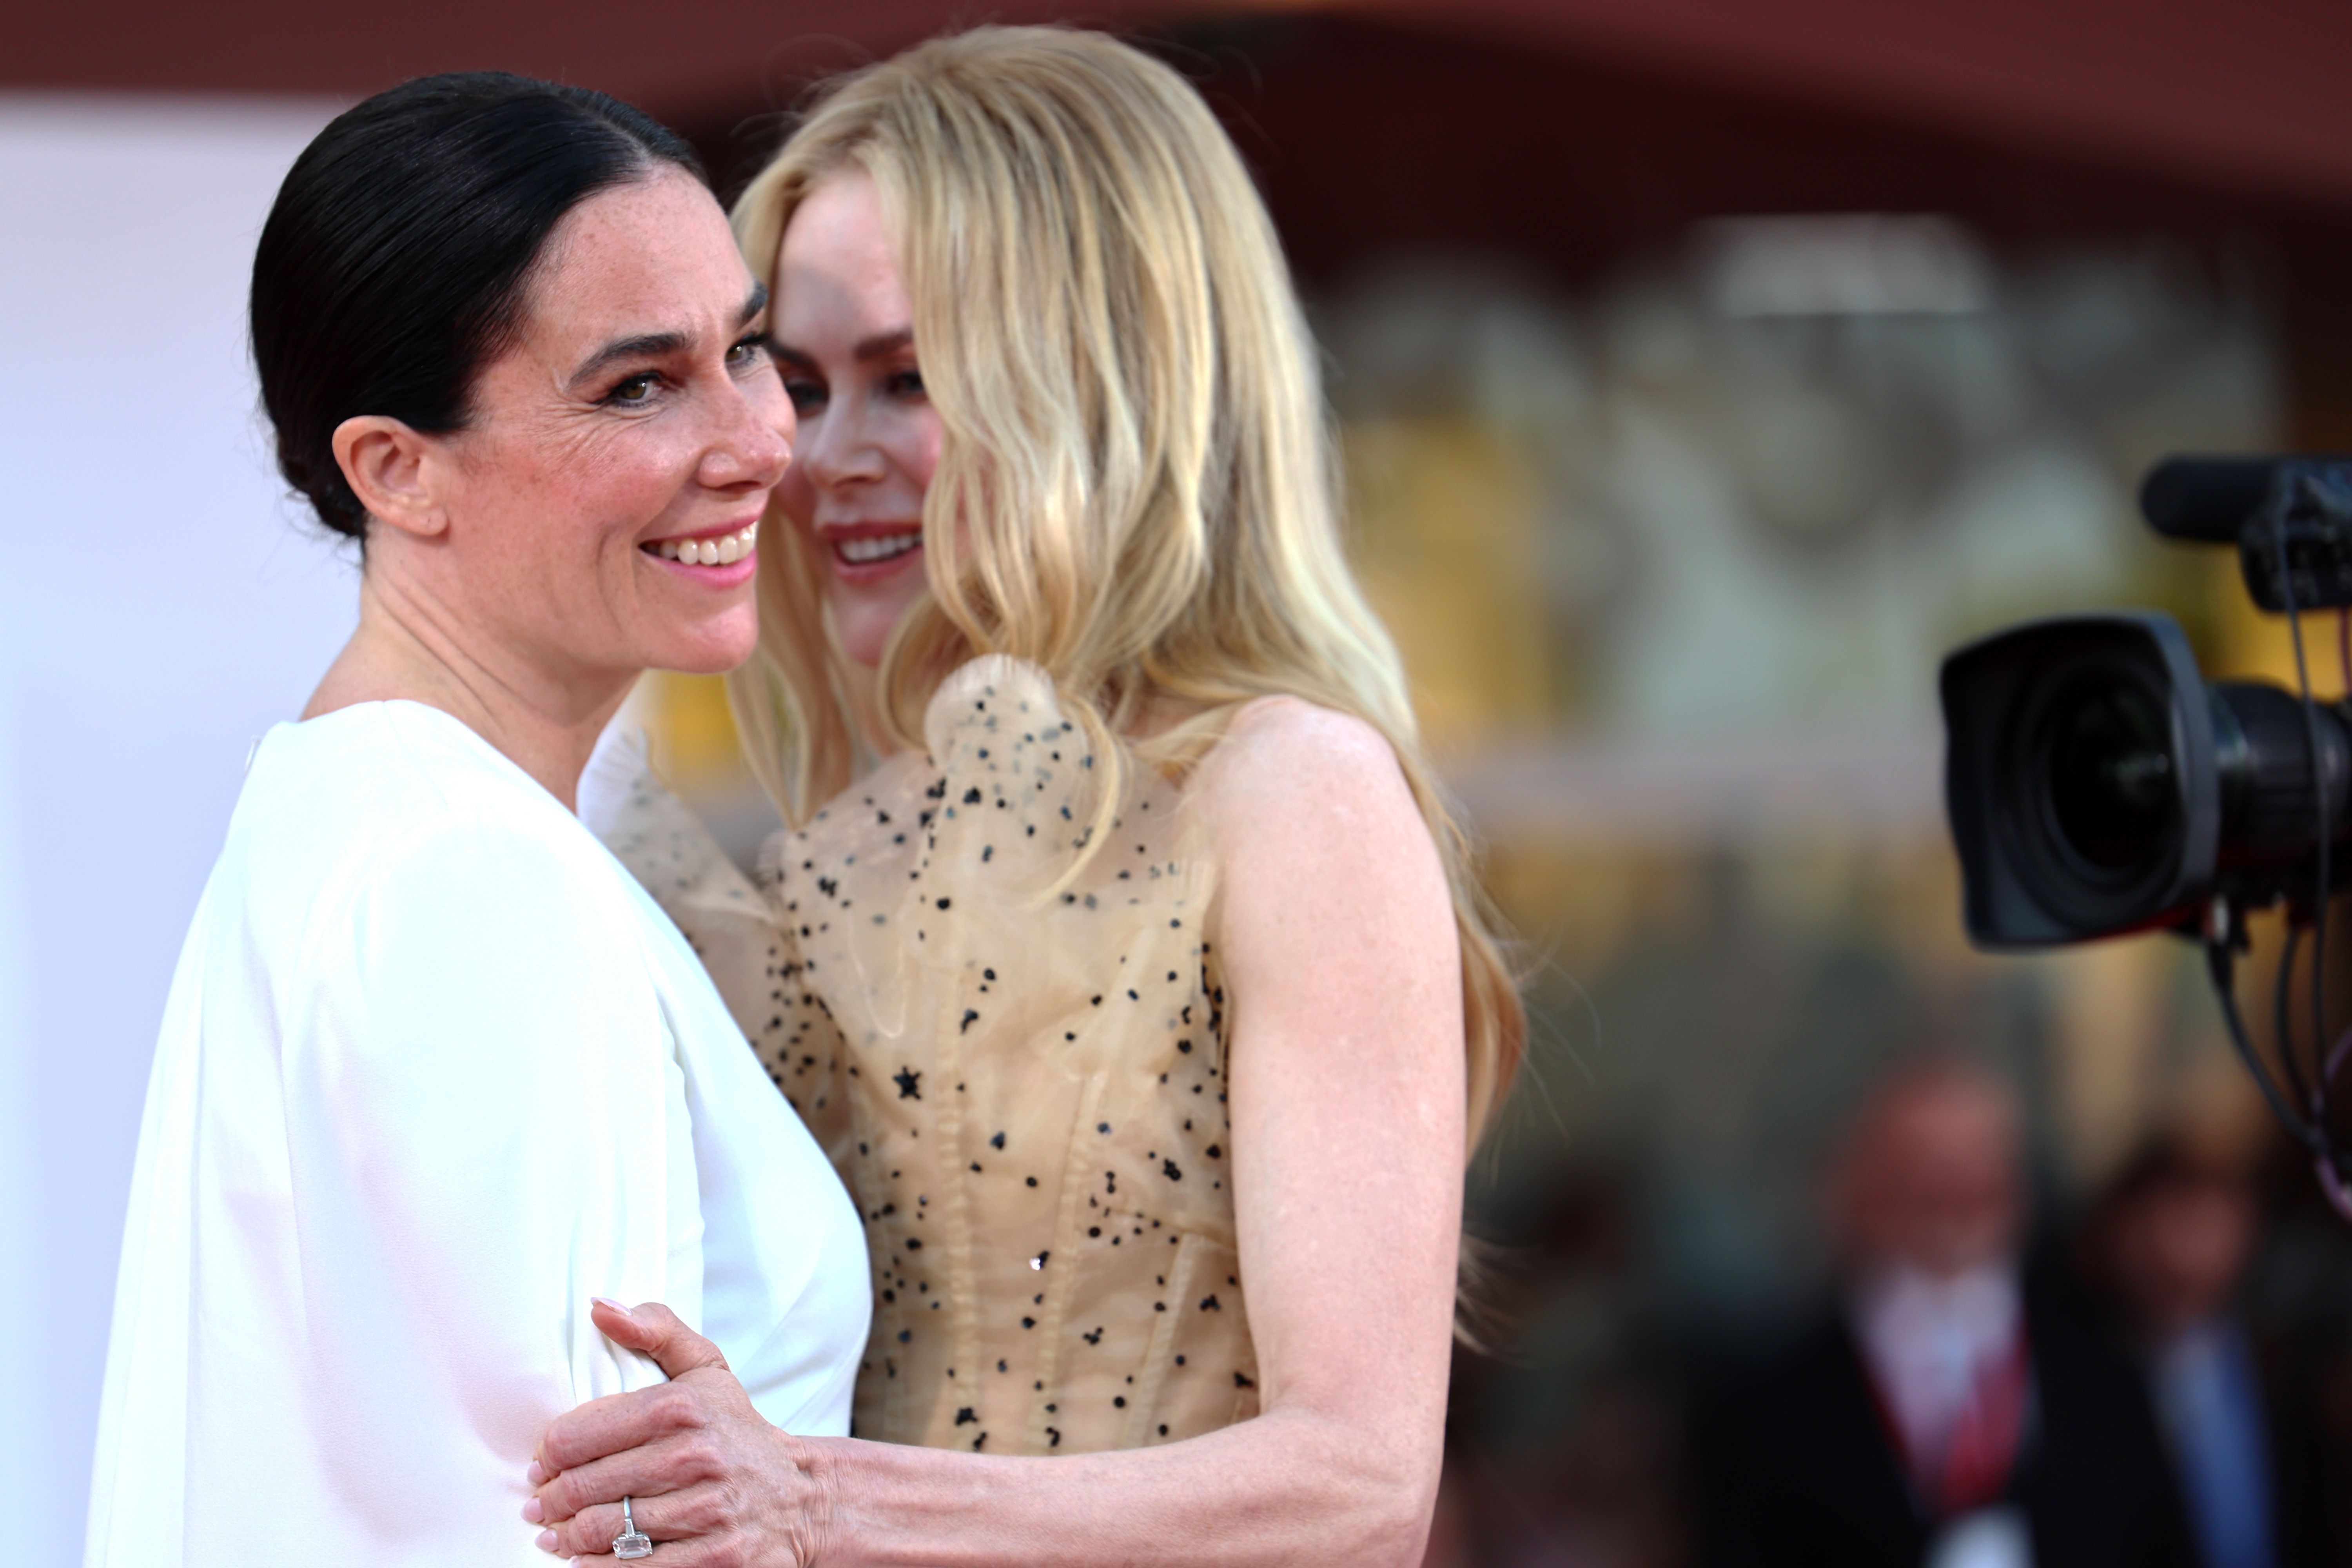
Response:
[1187,696,1435,875]
[1188,701,1459,1050]
[1191,695,1409,813]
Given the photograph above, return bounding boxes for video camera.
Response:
[1941,456,2352,1190]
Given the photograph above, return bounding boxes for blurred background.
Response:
[11,2,2352,1563]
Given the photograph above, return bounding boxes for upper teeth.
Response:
[652,521,759,565]
[839,532,921,564]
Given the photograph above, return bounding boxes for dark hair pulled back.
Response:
[250,72,704,538]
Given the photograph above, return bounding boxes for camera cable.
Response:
[2270,490,2352,1211]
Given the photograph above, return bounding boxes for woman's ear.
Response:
[332,415,450,541]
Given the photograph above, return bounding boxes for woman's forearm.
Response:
[806,1405,1436,1568]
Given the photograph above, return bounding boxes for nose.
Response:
[700,376,795,494]
[796,392,886,491]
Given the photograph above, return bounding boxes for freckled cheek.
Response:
[558,437,705,564]
[466,464,575,571]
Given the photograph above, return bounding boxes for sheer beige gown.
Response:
[590,656,1261,1455]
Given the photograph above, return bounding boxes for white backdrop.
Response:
[0,94,348,1564]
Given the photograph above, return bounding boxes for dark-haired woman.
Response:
[83,74,867,1565]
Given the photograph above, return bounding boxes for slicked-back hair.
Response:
[250,71,703,539]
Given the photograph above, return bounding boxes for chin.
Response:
[833,594,920,669]
[656,608,762,676]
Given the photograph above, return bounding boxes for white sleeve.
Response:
[262,808,695,1559]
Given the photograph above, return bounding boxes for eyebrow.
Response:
[567,283,770,390]
[771,325,916,372]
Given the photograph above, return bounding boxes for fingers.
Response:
[537,1483,735,1560]
[539,1378,708,1475]
[538,1301,735,1479]
[537,1429,726,1525]
[591,1298,732,1379]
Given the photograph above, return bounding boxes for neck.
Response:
[303,569,633,811]
[839,655,896,759]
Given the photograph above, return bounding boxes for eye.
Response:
[604,372,661,407]
[886,368,927,399]
[726,333,773,371]
[783,375,828,415]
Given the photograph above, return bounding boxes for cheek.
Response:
[454,445,584,576]
[596,435,697,518]
[480,426,674,561]
[904,408,944,493]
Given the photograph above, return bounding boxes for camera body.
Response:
[1942,458,2352,949]
[1944,458,2352,1189]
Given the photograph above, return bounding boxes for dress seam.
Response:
[1025,1071,1109,1453]
[1124,1231,1198,1446]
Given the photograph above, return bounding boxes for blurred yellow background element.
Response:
[637,670,755,794]
[1344,419,1556,755]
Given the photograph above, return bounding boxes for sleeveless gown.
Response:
[587,656,1262,1454]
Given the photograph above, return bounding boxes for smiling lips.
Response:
[646,520,759,566]
[835,530,921,566]
[641,519,918,575]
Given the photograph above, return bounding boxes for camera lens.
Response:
[1996,653,2190,929]
[1944,611,2223,945]
[2046,681,2176,870]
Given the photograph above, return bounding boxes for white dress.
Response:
[84,701,870,1567]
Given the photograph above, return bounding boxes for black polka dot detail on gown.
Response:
[601,657,1254,1456]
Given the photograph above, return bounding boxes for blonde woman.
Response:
[532,27,1523,1565]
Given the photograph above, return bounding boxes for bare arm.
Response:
[532,701,1468,1566]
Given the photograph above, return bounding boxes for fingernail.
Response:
[591,1296,630,1316]
[521,1497,544,1523]
[527,1460,547,1486]
[536,1529,558,1552]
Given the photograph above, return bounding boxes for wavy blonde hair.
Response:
[725,24,1524,1150]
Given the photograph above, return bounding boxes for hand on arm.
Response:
[532,700,1468,1567]
[525,1302,841,1565]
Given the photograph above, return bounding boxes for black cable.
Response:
[2208,929,2329,1158]
[2278,921,2314,1111]
[2276,494,2335,1125]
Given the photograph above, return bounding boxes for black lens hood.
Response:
[1941,611,2218,948]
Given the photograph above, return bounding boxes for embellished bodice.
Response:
[591,657,1260,1454]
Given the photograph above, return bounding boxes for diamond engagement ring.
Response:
[613,1496,654,1560]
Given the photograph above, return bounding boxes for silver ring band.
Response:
[613,1495,654,1560]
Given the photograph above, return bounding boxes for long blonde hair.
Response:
[726,25,1524,1150]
